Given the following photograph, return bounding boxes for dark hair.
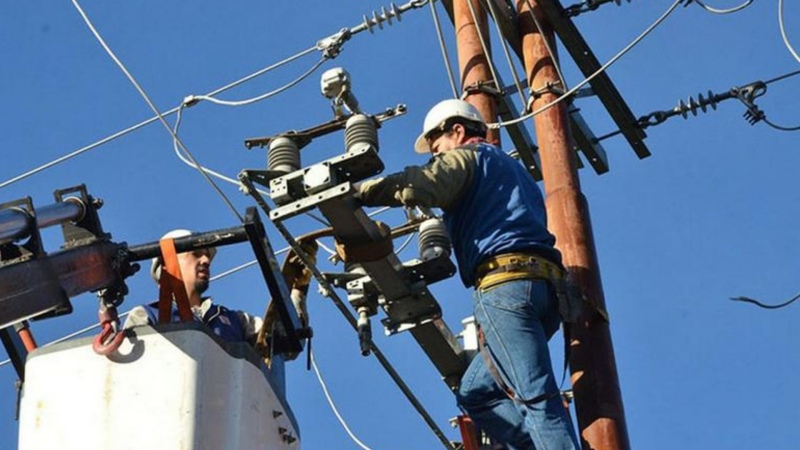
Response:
[445,118,486,139]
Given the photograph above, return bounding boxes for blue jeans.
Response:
[456,279,579,450]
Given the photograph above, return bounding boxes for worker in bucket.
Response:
[124,229,263,343]
[355,99,579,450]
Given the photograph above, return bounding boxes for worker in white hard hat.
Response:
[124,229,263,344]
[356,99,579,450]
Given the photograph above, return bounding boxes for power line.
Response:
[691,0,754,15]
[730,292,800,309]
[70,0,244,222]
[490,0,684,130]
[779,0,800,64]
[311,354,374,450]
[0,47,319,191]
[190,57,328,107]
[428,0,459,99]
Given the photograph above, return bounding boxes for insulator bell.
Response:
[418,218,451,261]
[344,114,379,153]
[268,137,301,174]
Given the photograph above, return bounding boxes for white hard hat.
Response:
[414,99,486,153]
[150,229,217,282]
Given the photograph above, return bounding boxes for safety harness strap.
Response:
[477,327,559,407]
[157,238,193,324]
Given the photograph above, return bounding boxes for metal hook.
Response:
[92,321,125,356]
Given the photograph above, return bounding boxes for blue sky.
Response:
[1,1,798,449]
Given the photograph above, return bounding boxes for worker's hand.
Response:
[351,181,365,208]
[291,290,309,327]
[334,221,393,263]
[288,239,318,290]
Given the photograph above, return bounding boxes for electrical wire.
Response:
[730,292,800,309]
[2,0,429,191]
[394,231,417,255]
[70,0,244,223]
[171,106,242,186]
[0,47,318,192]
[523,0,569,92]
[171,106,331,228]
[779,0,800,64]
[191,57,328,107]
[428,0,459,99]
[762,117,800,132]
[489,0,684,130]
[485,0,529,106]
[759,68,800,131]
[311,354,374,450]
[764,68,800,86]
[465,0,504,97]
[691,0,754,15]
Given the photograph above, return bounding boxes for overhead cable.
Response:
[489,0,684,130]
[485,0,529,107]
[730,292,800,309]
[779,0,800,64]
[464,0,504,98]
[189,57,328,107]
[0,47,318,192]
[72,0,244,221]
[311,354,374,450]
[170,105,332,227]
[690,0,754,14]
[523,0,569,92]
[629,69,800,133]
[428,0,459,98]
[3,1,429,191]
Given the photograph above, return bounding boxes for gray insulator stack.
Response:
[418,218,451,261]
[268,137,301,174]
[344,114,379,153]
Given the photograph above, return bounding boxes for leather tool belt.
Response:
[474,252,564,291]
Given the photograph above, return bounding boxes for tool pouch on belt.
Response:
[334,221,393,263]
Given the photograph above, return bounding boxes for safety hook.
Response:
[92,305,125,356]
[92,321,125,356]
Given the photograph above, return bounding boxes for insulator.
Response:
[268,137,301,174]
[418,218,451,261]
[344,114,379,153]
[674,91,719,119]
[362,3,402,33]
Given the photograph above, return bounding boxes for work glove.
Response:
[287,239,318,290]
[334,221,393,264]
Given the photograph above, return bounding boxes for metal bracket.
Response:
[244,104,407,150]
[242,208,304,354]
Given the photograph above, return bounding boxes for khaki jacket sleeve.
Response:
[358,148,476,211]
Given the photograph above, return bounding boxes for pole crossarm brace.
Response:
[440,0,612,173]
[535,0,650,158]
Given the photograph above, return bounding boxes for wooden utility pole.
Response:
[516,1,631,450]
[453,0,500,144]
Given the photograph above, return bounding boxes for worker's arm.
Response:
[357,148,476,211]
[237,311,264,341]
